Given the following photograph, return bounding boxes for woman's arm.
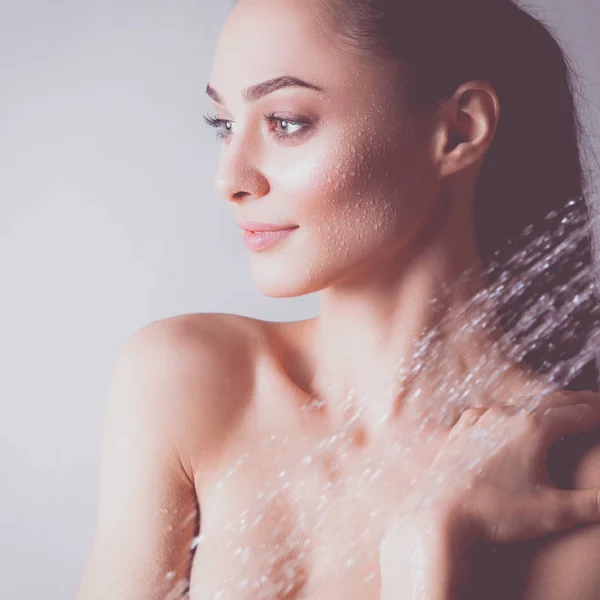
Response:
[379,396,600,600]
[76,315,250,600]
[379,510,470,600]
[75,322,201,600]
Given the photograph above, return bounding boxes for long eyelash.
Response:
[262,112,282,126]
[202,113,222,128]
[202,113,228,140]
[202,111,307,141]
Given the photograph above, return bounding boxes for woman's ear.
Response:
[433,81,501,179]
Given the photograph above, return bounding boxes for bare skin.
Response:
[76,0,600,598]
[75,311,600,600]
[187,315,600,600]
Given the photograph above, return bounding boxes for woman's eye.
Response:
[201,115,233,140]
[202,112,309,141]
[268,116,306,139]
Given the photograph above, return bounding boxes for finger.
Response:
[539,403,600,449]
[450,407,488,437]
[538,488,600,535]
[473,404,520,427]
[527,390,600,412]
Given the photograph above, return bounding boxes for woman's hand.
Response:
[379,390,600,599]
[402,390,600,543]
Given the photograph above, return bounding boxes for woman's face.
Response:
[207,0,442,297]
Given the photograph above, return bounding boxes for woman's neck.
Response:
[304,200,519,433]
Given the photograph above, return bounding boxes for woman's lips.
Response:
[241,227,298,252]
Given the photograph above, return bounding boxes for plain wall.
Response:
[0,0,598,597]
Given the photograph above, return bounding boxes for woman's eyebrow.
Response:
[205,75,327,105]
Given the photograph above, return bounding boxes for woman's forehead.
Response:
[209,0,352,93]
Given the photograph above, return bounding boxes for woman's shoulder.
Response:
[142,310,267,342]
[138,310,269,394]
[131,312,263,380]
[127,312,269,476]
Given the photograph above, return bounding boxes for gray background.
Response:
[0,1,598,598]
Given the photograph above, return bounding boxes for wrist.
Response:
[432,502,481,557]
[429,507,480,597]
[381,506,479,600]
[398,487,482,547]
[380,510,474,600]
[395,500,479,549]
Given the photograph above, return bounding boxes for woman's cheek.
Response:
[291,156,400,285]
[310,138,404,237]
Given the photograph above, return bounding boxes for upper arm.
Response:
[76,315,247,600]
[521,434,600,600]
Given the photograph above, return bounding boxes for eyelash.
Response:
[202,112,309,141]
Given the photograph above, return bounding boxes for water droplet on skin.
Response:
[190,534,203,550]
[196,191,600,594]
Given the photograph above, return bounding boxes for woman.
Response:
[76,0,600,598]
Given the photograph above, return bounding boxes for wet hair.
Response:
[315,0,600,391]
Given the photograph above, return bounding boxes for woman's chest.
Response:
[188,428,428,600]
[188,437,541,600]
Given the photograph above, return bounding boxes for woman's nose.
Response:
[214,141,270,203]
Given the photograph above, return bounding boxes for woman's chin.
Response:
[252,269,327,299]
[255,280,321,299]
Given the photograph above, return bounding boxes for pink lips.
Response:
[238,222,299,252]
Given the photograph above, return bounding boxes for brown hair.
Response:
[235,0,600,390]
[324,0,600,390]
